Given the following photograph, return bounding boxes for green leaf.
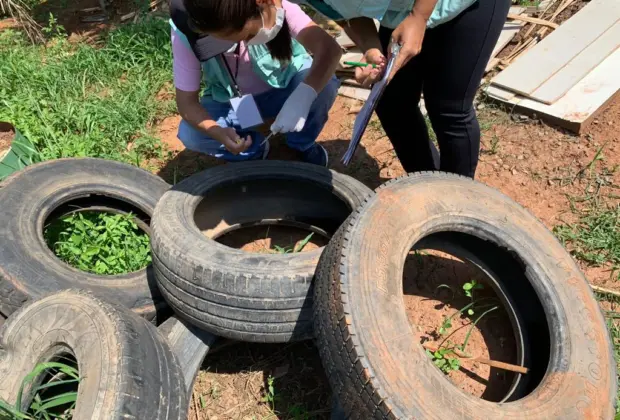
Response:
[293,232,314,253]
[37,391,78,410]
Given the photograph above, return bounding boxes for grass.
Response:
[428,280,500,374]
[44,211,151,275]
[0,361,79,420]
[272,232,314,254]
[554,204,620,278]
[0,16,175,167]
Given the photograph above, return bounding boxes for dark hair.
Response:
[183,0,293,62]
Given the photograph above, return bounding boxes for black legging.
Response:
[376,0,511,178]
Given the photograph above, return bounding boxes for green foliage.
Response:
[555,205,620,277]
[0,361,79,420]
[261,375,276,411]
[44,211,151,275]
[272,233,314,254]
[431,280,500,373]
[0,17,175,166]
[426,347,461,374]
[0,125,41,181]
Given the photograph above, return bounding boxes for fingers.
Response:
[224,132,252,155]
[355,64,384,88]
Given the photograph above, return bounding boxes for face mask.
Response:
[247,6,285,45]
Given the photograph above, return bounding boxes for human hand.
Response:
[271,82,317,133]
[388,12,427,81]
[208,126,252,155]
[354,48,387,88]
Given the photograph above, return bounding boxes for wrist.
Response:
[411,7,432,22]
[297,82,318,102]
[204,124,224,142]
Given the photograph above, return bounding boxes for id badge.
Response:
[230,94,264,129]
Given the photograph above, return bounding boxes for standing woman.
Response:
[170,0,342,166]
[297,0,511,177]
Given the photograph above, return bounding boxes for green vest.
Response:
[170,20,312,103]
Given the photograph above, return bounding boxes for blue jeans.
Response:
[178,69,340,161]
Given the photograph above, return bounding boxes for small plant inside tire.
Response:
[44,211,151,275]
[0,289,187,420]
[0,158,169,322]
[314,172,617,419]
[403,244,524,402]
[0,358,80,420]
[151,161,372,343]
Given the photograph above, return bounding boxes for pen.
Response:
[343,61,377,69]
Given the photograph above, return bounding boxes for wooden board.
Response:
[486,48,620,133]
[491,0,620,101]
[485,7,526,72]
[338,85,370,101]
[528,22,620,104]
[486,21,524,71]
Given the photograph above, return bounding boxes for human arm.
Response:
[295,22,342,94]
[389,0,438,80]
[175,89,251,154]
[271,1,342,133]
[172,31,250,154]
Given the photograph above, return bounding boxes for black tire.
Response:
[314,172,616,419]
[0,289,187,420]
[152,161,372,343]
[158,316,217,394]
[0,158,169,321]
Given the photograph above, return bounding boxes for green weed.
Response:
[426,347,461,374]
[0,17,175,166]
[0,361,79,420]
[262,375,276,412]
[430,280,499,374]
[555,205,620,278]
[44,211,151,275]
[272,233,314,254]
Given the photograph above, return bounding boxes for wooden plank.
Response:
[338,85,370,101]
[486,85,517,102]
[487,49,620,133]
[529,22,620,104]
[486,21,524,71]
[491,0,620,99]
[507,13,559,29]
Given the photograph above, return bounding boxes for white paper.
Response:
[230,94,264,129]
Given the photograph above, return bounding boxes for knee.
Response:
[426,100,476,126]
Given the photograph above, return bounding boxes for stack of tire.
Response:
[0,158,616,419]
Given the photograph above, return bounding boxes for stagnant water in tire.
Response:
[216,224,329,254]
[403,249,518,402]
[44,210,151,275]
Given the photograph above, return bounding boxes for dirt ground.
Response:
[3,4,619,418]
[156,95,620,419]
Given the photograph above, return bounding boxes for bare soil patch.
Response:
[217,225,327,254]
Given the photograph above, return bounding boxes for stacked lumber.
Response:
[486,0,620,132]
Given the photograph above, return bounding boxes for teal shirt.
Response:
[170,20,312,102]
[297,0,477,29]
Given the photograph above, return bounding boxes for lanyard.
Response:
[219,43,242,97]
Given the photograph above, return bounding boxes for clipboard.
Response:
[342,43,401,166]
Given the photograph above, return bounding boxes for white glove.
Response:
[271,82,317,133]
